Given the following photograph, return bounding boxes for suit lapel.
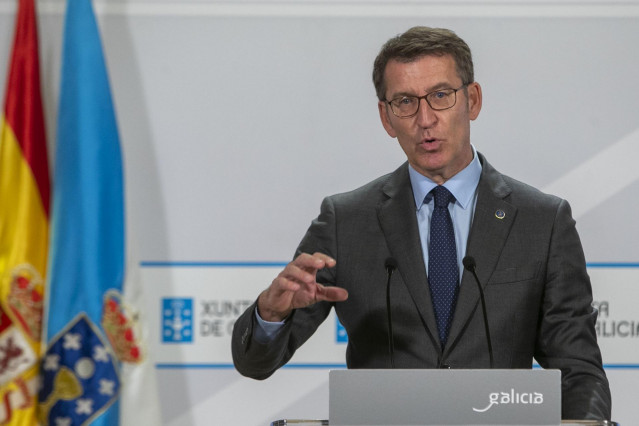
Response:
[377,164,440,350]
[445,155,517,355]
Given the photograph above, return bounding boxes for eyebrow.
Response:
[388,82,458,100]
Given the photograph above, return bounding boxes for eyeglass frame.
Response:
[384,83,470,118]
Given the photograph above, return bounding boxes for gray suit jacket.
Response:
[232,153,612,420]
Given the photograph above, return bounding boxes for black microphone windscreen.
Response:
[462,256,476,271]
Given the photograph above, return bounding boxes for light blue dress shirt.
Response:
[256,146,482,338]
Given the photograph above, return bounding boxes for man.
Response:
[232,26,612,420]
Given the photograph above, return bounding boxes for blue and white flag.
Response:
[40,1,160,425]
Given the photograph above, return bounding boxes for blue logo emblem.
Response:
[162,298,193,343]
[39,314,120,425]
[336,317,348,343]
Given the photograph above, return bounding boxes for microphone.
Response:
[462,256,494,369]
[385,257,398,368]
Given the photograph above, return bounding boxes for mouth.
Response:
[418,137,442,152]
[420,137,440,146]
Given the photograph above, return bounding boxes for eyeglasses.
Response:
[385,84,469,118]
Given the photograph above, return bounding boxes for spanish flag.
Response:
[0,0,50,423]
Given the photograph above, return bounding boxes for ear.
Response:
[378,100,397,138]
[467,82,482,121]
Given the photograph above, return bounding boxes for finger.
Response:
[280,263,317,286]
[311,252,336,268]
[294,252,336,272]
[270,275,301,294]
[315,284,349,302]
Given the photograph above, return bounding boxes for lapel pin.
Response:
[495,210,506,219]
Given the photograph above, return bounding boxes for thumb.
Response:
[316,284,348,302]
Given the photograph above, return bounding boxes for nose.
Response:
[415,97,437,128]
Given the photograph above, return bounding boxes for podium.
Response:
[271,369,618,426]
[330,369,560,426]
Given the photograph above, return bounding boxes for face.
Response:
[378,54,482,184]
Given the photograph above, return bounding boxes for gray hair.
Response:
[372,26,474,101]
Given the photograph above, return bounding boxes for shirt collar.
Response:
[409,145,482,211]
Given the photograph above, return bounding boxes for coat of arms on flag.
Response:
[39,288,146,425]
[0,304,38,387]
[39,313,121,425]
[7,264,44,340]
[0,265,43,401]
[102,290,144,364]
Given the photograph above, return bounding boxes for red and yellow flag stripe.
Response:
[0,0,50,423]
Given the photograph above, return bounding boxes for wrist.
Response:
[257,291,291,322]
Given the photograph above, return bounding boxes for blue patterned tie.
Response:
[428,185,459,349]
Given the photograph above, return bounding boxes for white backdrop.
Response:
[1,0,638,424]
